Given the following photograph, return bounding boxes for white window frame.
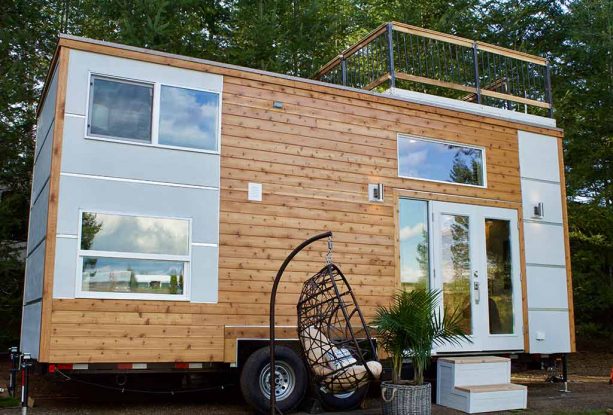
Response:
[397,134,487,188]
[75,209,192,301]
[84,73,222,155]
[87,74,155,144]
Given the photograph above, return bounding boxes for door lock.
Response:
[473,281,480,304]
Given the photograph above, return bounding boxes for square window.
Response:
[158,85,219,151]
[88,76,153,142]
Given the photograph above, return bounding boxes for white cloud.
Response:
[399,222,426,241]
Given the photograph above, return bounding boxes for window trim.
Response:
[87,74,155,144]
[84,73,222,155]
[396,134,487,188]
[75,209,192,301]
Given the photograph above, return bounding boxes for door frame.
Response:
[395,195,525,353]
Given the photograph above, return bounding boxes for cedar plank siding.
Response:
[44,38,562,363]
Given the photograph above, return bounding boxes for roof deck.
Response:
[314,22,553,118]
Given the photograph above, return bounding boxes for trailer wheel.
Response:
[317,384,369,411]
[240,346,307,414]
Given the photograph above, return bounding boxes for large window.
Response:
[78,211,190,299]
[87,75,220,152]
[397,135,485,186]
[399,199,429,291]
[88,76,153,142]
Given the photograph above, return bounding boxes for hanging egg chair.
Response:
[268,232,382,414]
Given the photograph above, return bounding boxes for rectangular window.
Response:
[399,199,429,291]
[159,85,219,151]
[88,76,153,142]
[78,212,190,299]
[398,135,485,186]
[485,218,514,334]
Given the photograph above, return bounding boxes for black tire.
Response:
[240,346,308,414]
[317,384,370,411]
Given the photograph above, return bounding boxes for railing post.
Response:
[386,22,396,89]
[341,55,347,86]
[472,41,481,104]
[545,60,553,118]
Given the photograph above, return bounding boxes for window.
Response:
[78,212,190,299]
[88,76,153,142]
[159,86,219,151]
[399,199,429,291]
[397,135,485,186]
[87,75,221,152]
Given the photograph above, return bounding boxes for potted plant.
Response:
[372,288,470,415]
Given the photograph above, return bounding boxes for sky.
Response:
[158,85,219,150]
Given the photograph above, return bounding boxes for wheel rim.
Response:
[258,361,296,401]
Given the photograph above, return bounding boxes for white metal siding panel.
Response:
[35,68,58,159]
[521,179,563,224]
[526,266,569,309]
[65,49,223,116]
[32,123,53,201]
[528,310,571,354]
[524,222,566,266]
[20,302,42,359]
[27,181,50,255]
[52,237,78,299]
[517,131,560,182]
[24,241,46,303]
[190,245,219,303]
[56,174,219,244]
[61,116,220,188]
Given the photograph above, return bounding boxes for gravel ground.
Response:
[1,351,611,414]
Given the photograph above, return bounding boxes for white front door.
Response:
[429,202,524,353]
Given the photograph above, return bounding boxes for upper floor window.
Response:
[159,85,219,151]
[397,135,485,187]
[87,75,220,152]
[78,211,190,300]
[88,76,153,142]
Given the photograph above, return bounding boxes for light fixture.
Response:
[273,101,284,109]
[368,183,384,202]
[533,202,544,218]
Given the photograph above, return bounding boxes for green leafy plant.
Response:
[372,288,470,385]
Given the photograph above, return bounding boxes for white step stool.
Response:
[436,356,527,413]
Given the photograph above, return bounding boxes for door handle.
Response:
[473,281,480,304]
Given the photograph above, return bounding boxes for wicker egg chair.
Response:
[268,232,381,415]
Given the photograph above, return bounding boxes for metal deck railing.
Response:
[314,22,553,117]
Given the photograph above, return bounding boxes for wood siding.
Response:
[44,38,566,363]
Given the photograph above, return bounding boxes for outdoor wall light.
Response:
[273,100,284,109]
[533,202,545,218]
[368,183,384,202]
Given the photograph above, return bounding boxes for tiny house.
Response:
[21,22,573,411]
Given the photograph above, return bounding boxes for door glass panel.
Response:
[399,199,429,291]
[440,214,472,334]
[485,219,514,334]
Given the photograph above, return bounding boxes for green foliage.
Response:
[169,274,178,294]
[372,289,470,385]
[0,0,612,352]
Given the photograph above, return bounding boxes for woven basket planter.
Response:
[380,381,431,415]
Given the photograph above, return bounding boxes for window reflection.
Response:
[81,212,189,256]
[159,85,219,151]
[89,76,153,142]
[82,257,184,295]
[398,136,484,186]
[486,219,514,334]
[399,199,429,291]
[441,214,472,335]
